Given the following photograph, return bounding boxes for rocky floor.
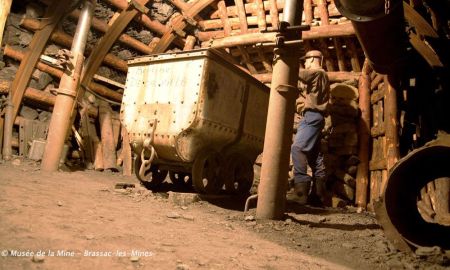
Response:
[0,159,449,270]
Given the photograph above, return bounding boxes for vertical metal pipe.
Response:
[256,0,304,219]
[2,96,13,160]
[41,0,94,171]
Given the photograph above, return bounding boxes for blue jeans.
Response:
[291,111,326,184]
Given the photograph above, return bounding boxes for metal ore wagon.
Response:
[120,49,270,194]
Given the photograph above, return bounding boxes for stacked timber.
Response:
[323,82,360,205]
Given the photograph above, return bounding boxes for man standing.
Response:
[291,50,330,204]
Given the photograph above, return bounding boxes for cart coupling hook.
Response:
[138,138,156,181]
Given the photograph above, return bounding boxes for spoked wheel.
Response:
[169,171,192,187]
[192,150,224,194]
[223,154,254,195]
[135,158,168,190]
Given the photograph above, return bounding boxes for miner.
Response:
[291,50,330,205]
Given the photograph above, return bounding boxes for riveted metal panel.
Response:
[121,49,269,166]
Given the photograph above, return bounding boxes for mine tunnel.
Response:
[0,0,449,269]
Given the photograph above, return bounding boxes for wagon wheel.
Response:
[135,158,168,190]
[192,150,224,194]
[223,155,254,195]
[169,171,193,187]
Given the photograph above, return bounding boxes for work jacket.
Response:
[296,68,330,114]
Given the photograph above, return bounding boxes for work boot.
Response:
[291,181,311,205]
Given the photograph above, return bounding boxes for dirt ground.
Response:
[0,159,449,270]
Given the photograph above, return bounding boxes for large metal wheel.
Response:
[380,139,450,251]
[223,154,254,195]
[169,171,192,187]
[135,158,168,190]
[192,150,224,194]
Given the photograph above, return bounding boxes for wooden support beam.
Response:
[200,22,355,46]
[255,0,267,30]
[268,0,279,29]
[3,45,122,102]
[152,0,216,53]
[333,37,346,71]
[20,18,128,73]
[346,38,361,72]
[355,60,371,208]
[318,38,335,72]
[0,80,98,117]
[383,75,400,174]
[218,1,232,36]
[370,74,384,91]
[234,0,249,33]
[0,0,12,47]
[7,0,71,129]
[183,35,197,51]
[371,88,385,104]
[317,0,329,25]
[99,101,117,171]
[303,0,313,25]
[253,71,360,83]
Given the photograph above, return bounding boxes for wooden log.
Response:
[384,75,400,174]
[121,127,132,176]
[148,37,161,52]
[6,0,71,154]
[369,158,387,171]
[234,0,248,33]
[355,60,371,208]
[152,0,216,53]
[79,103,94,169]
[183,35,196,51]
[253,71,360,83]
[370,125,385,137]
[370,74,384,91]
[3,46,123,102]
[370,87,385,104]
[218,1,232,36]
[333,37,346,71]
[112,112,121,151]
[346,38,361,72]
[199,22,355,43]
[93,141,104,171]
[303,0,313,25]
[255,0,267,30]
[0,0,12,47]
[41,0,154,55]
[98,101,117,171]
[268,0,279,29]
[237,46,258,73]
[433,177,450,215]
[319,38,336,72]
[317,0,329,25]
[20,18,128,73]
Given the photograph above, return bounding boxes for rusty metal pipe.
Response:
[334,0,407,74]
[41,0,94,172]
[256,0,304,219]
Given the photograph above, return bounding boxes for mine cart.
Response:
[120,49,270,194]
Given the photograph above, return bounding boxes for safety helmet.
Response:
[304,50,323,59]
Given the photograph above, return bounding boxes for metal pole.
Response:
[41,0,94,171]
[2,95,13,160]
[256,0,304,219]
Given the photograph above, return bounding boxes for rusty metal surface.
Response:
[42,0,94,172]
[121,49,269,168]
[80,0,150,88]
[255,0,304,220]
[376,133,450,251]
